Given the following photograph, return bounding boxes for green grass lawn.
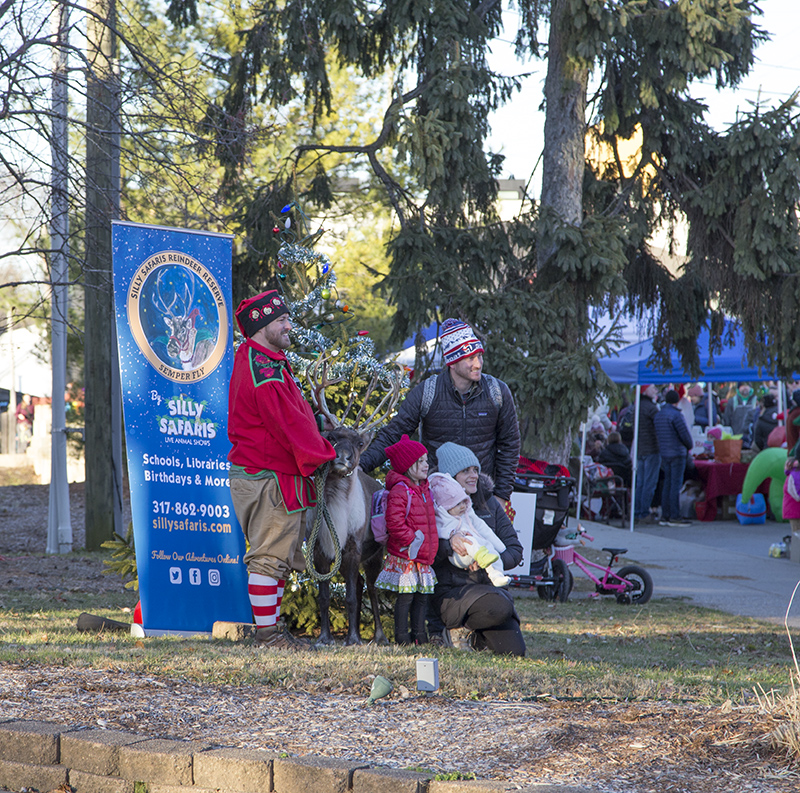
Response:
[1,555,795,707]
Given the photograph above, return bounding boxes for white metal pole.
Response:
[574,419,588,528]
[47,0,73,555]
[628,384,641,532]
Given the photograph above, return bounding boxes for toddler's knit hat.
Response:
[429,473,469,511]
[440,318,484,366]
[435,442,481,478]
[385,434,428,474]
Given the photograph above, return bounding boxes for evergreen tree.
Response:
[166,0,800,461]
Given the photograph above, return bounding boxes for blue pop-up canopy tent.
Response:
[598,323,779,384]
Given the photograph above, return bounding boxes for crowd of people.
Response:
[585,381,800,527]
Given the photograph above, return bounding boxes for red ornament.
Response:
[272,226,280,234]
[342,304,349,313]
[357,330,369,336]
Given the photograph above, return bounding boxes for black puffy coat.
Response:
[753,409,778,451]
[359,369,520,500]
[432,474,523,630]
[636,395,660,457]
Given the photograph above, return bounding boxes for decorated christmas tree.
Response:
[267,199,404,635]
[268,199,408,428]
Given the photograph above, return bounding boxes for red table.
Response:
[693,460,769,521]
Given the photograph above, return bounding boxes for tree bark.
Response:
[85,0,122,550]
[540,0,588,234]
[534,0,590,465]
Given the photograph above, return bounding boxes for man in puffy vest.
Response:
[359,318,520,508]
[723,382,758,435]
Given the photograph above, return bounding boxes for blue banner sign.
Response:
[112,221,251,635]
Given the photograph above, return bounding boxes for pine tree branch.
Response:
[294,82,429,227]
[650,156,738,252]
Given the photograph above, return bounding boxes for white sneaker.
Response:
[487,568,510,587]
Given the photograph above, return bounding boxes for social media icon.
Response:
[208,569,221,586]
[189,568,201,585]
[169,567,182,584]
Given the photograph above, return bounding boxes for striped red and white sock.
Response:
[275,578,286,620]
[248,573,279,628]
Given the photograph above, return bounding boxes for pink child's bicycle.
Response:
[511,524,653,605]
[509,470,652,605]
[551,525,653,605]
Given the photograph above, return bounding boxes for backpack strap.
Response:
[421,372,502,415]
[420,374,438,419]
[401,482,413,517]
[484,374,503,410]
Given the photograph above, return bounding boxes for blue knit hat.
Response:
[435,442,481,477]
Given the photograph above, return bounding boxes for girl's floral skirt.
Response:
[376,553,437,594]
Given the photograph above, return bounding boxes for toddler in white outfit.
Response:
[429,472,509,587]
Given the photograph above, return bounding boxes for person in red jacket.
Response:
[228,289,335,649]
[375,434,439,645]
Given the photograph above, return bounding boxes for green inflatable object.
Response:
[741,447,788,522]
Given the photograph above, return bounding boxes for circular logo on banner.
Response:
[127,251,228,383]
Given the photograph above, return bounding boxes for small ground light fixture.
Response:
[416,657,439,692]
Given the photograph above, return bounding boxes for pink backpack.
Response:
[371,484,412,543]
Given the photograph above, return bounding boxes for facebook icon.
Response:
[188,568,202,586]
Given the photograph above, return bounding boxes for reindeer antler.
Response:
[305,346,406,432]
[352,362,406,433]
[305,353,348,428]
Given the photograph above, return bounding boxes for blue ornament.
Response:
[322,264,329,274]
[281,203,293,213]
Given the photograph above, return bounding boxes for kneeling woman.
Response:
[433,442,526,656]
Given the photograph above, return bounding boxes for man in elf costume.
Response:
[228,290,335,649]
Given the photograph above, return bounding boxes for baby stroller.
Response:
[508,458,576,602]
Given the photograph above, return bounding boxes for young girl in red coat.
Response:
[375,434,439,645]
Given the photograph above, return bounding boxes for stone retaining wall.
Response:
[0,720,590,793]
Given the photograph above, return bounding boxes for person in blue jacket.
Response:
[654,390,694,527]
[689,384,718,428]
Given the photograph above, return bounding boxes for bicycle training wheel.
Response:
[615,565,653,605]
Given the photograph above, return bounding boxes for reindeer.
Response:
[306,352,405,646]
[152,270,215,370]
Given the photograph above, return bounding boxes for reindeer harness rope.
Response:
[304,461,343,581]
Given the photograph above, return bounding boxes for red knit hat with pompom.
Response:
[385,434,428,474]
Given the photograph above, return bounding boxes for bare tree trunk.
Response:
[532,0,590,465]
[541,0,588,234]
[85,0,122,550]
